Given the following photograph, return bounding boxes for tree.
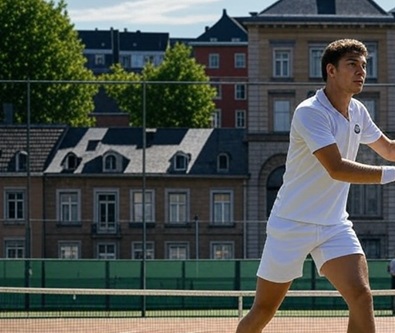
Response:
[0,0,98,125]
[102,43,216,128]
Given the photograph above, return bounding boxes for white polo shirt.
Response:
[272,88,382,225]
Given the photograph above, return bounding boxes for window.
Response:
[235,84,246,100]
[132,54,144,68]
[63,153,79,171]
[120,55,131,68]
[167,191,188,224]
[365,43,377,79]
[130,190,154,223]
[144,54,155,65]
[347,184,381,217]
[95,190,118,232]
[95,54,105,65]
[174,153,189,171]
[358,98,376,121]
[212,109,221,128]
[104,154,117,171]
[309,46,325,78]
[234,53,246,68]
[16,151,27,171]
[132,241,155,259]
[57,190,80,224]
[5,189,25,222]
[166,242,189,259]
[273,49,291,78]
[267,166,285,217]
[212,81,222,100]
[217,153,229,172]
[5,239,24,258]
[273,99,291,132]
[360,239,380,259]
[211,190,233,225]
[211,242,234,259]
[97,243,116,259]
[103,153,119,172]
[209,53,219,68]
[59,241,80,259]
[235,110,246,128]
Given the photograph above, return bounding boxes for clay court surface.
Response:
[2,316,395,333]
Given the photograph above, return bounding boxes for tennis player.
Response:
[236,39,395,333]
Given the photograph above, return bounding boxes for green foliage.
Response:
[102,43,216,128]
[0,0,98,125]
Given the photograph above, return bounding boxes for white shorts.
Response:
[257,215,364,283]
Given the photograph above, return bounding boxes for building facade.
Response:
[191,9,249,128]
[0,126,248,259]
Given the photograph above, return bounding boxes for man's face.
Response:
[330,52,367,95]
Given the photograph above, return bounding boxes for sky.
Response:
[53,0,395,38]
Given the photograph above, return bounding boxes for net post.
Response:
[238,294,244,320]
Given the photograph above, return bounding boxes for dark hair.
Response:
[321,39,368,81]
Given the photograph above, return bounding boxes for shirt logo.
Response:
[354,124,361,134]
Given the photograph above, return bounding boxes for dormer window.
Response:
[95,54,105,65]
[16,151,28,172]
[217,153,229,172]
[173,152,190,172]
[63,153,79,171]
[104,154,117,171]
[103,152,120,172]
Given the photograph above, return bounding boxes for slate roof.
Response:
[119,31,169,51]
[78,29,169,53]
[0,125,66,173]
[243,0,395,24]
[91,87,122,114]
[45,127,248,176]
[78,30,117,50]
[194,9,247,43]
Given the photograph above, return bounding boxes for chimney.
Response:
[3,103,13,124]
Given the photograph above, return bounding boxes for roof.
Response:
[242,0,395,25]
[169,38,195,47]
[0,125,66,173]
[78,29,169,53]
[194,9,247,44]
[78,29,118,50]
[91,87,123,114]
[45,127,248,176]
[119,31,169,52]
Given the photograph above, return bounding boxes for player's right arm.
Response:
[313,143,383,184]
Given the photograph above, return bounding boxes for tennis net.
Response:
[0,286,394,333]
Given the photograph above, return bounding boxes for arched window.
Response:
[63,153,79,171]
[217,153,229,172]
[103,154,117,172]
[173,152,190,171]
[266,166,285,217]
[16,151,28,171]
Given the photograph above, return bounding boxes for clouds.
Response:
[68,0,220,26]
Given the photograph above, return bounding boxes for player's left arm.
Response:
[368,134,395,162]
